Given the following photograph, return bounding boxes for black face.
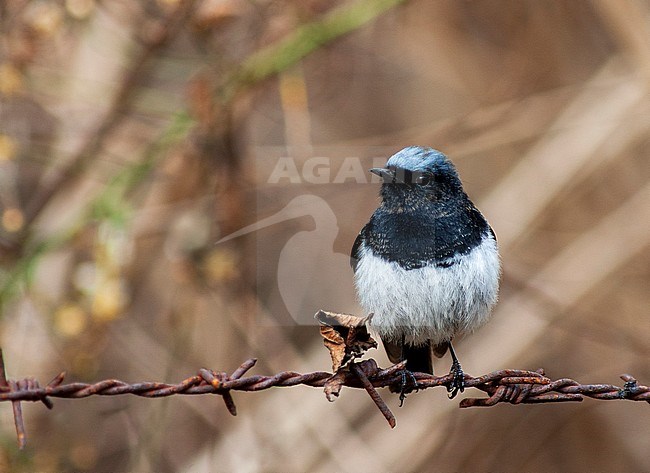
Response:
[373,165,464,203]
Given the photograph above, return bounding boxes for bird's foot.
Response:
[398,369,419,407]
[446,360,465,399]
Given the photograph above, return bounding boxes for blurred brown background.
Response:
[1,0,649,472]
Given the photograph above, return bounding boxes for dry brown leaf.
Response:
[323,370,346,402]
[315,310,377,372]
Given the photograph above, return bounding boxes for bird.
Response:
[350,146,500,399]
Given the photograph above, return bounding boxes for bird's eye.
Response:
[416,175,431,185]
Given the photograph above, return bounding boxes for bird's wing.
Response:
[433,341,449,358]
[489,224,497,242]
[350,224,367,273]
[382,338,403,364]
[383,339,434,374]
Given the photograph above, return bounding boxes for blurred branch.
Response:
[0,113,193,307]
[22,0,408,225]
[221,0,408,101]
[592,0,650,78]
[1,0,199,305]
[23,0,200,227]
[1,0,407,308]
[0,349,647,448]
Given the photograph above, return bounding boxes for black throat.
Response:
[364,185,491,269]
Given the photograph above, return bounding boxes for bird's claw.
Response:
[447,360,465,399]
[398,369,419,407]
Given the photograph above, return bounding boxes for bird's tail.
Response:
[403,343,433,374]
[383,339,433,374]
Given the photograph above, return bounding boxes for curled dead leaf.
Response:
[323,370,346,402]
[315,310,377,372]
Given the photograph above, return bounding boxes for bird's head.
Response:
[371,146,463,202]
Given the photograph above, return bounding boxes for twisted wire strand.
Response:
[0,352,648,448]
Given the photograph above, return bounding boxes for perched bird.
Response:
[351,146,500,399]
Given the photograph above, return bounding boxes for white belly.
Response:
[354,236,500,346]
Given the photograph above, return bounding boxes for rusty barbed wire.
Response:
[0,349,648,447]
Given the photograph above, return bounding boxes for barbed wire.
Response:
[0,350,647,448]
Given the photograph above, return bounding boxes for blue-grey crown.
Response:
[386,146,458,177]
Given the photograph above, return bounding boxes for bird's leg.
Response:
[446,342,465,399]
[398,334,419,407]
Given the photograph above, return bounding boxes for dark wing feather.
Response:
[433,341,449,358]
[350,224,367,273]
[383,339,433,374]
[403,343,434,374]
[382,339,403,365]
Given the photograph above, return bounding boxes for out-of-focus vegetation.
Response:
[1,1,649,472]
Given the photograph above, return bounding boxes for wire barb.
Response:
[0,349,27,449]
[351,362,396,428]
[0,350,648,448]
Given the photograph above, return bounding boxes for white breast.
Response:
[354,236,500,346]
